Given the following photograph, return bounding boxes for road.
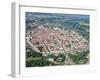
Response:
[26,39,40,53]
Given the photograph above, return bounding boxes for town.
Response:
[26,25,89,66]
[25,12,89,67]
[26,25,88,54]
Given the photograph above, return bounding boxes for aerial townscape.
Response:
[26,12,89,67]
